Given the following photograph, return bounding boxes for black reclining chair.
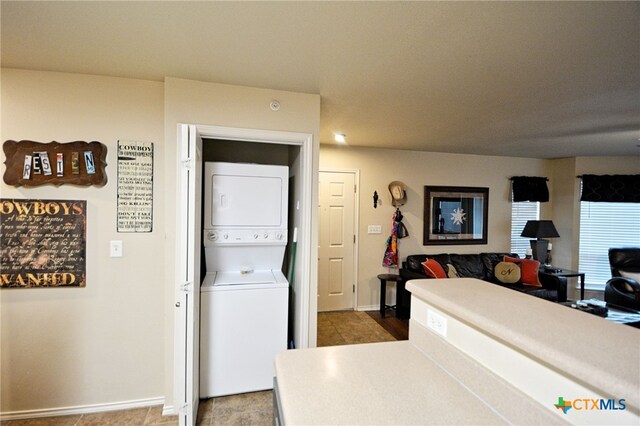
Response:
[605,248,640,310]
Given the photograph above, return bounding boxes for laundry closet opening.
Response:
[199,138,301,398]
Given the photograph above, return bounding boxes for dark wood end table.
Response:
[377,273,401,318]
[543,267,586,300]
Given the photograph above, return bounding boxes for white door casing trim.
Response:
[173,124,315,419]
[188,124,315,348]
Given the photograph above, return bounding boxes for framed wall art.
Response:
[117,140,154,232]
[423,186,488,245]
[3,140,107,187]
[0,198,87,288]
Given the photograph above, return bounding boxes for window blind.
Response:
[511,202,540,257]
[579,202,640,289]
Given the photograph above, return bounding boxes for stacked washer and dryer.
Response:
[200,162,289,398]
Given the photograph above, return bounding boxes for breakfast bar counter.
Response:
[274,339,561,425]
[274,278,640,425]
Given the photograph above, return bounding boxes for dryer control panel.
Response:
[204,228,287,246]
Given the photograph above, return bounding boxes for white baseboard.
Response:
[162,404,177,416]
[0,396,165,421]
[356,305,379,311]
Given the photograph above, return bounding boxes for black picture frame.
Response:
[423,186,489,245]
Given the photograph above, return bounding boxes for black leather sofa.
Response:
[605,248,640,310]
[397,252,568,318]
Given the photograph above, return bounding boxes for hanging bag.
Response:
[397,222,409,239]
[382,210,399,267]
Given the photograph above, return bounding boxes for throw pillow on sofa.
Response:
[446,264,460,278]
[421,259,447,278]
[494,261,521,284]
[503,256,542,287]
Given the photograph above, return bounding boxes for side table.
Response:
[544,268,586,300]
[377,274,401,318]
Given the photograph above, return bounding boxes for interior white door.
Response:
[176,124,202,425]
[318,171,356,311]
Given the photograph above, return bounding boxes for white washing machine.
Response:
[200,162,289,398]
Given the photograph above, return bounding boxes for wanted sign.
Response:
[0,199,87,288]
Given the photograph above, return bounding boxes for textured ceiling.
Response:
[2,1,639,159]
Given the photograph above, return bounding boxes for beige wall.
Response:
[0,70,321,416]
[1,67,636,415]
[319,145,552,309]
[1,69,165,412]
[320,145,640,308]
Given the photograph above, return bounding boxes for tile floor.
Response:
[0,405,177,426]
[317,310,397,346]
[196,391,272,426]
[2,311,395,426]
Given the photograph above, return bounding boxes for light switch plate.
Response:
[368,225,382,234]
[110,240,123,257]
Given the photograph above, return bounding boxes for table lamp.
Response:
[520,220,559,264]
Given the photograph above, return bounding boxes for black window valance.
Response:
[511,176,549,202]
[580,174,640,203]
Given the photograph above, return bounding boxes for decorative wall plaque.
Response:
[0,199,87,288]
[117,141,154,232]
[423,186,489,245]
[3,140,107,186]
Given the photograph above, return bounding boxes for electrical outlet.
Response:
[110,240,123,258]
[427,309,447,337]
[368,225,382,234]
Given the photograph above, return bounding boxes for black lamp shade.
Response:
[521,220,559,264]
[520,220,559,239]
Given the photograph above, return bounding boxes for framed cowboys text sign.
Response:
[0,199,87,288]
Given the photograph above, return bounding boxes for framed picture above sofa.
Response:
[423,186,488,245]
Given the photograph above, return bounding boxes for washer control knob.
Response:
[223,233,229,240]
[263,233,269,239]
[208,231,218,241]
[253,233,259,239]
[276,232,283,240]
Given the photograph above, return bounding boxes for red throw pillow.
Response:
[421,259,447,279]
[504,256,541,287]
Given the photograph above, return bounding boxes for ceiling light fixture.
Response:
[334,133,346,143]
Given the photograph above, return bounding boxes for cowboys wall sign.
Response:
[0,198,87,288]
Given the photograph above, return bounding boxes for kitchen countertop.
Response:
[275,340,526,425]
[406,278,640,412]
[275,278,639,425]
